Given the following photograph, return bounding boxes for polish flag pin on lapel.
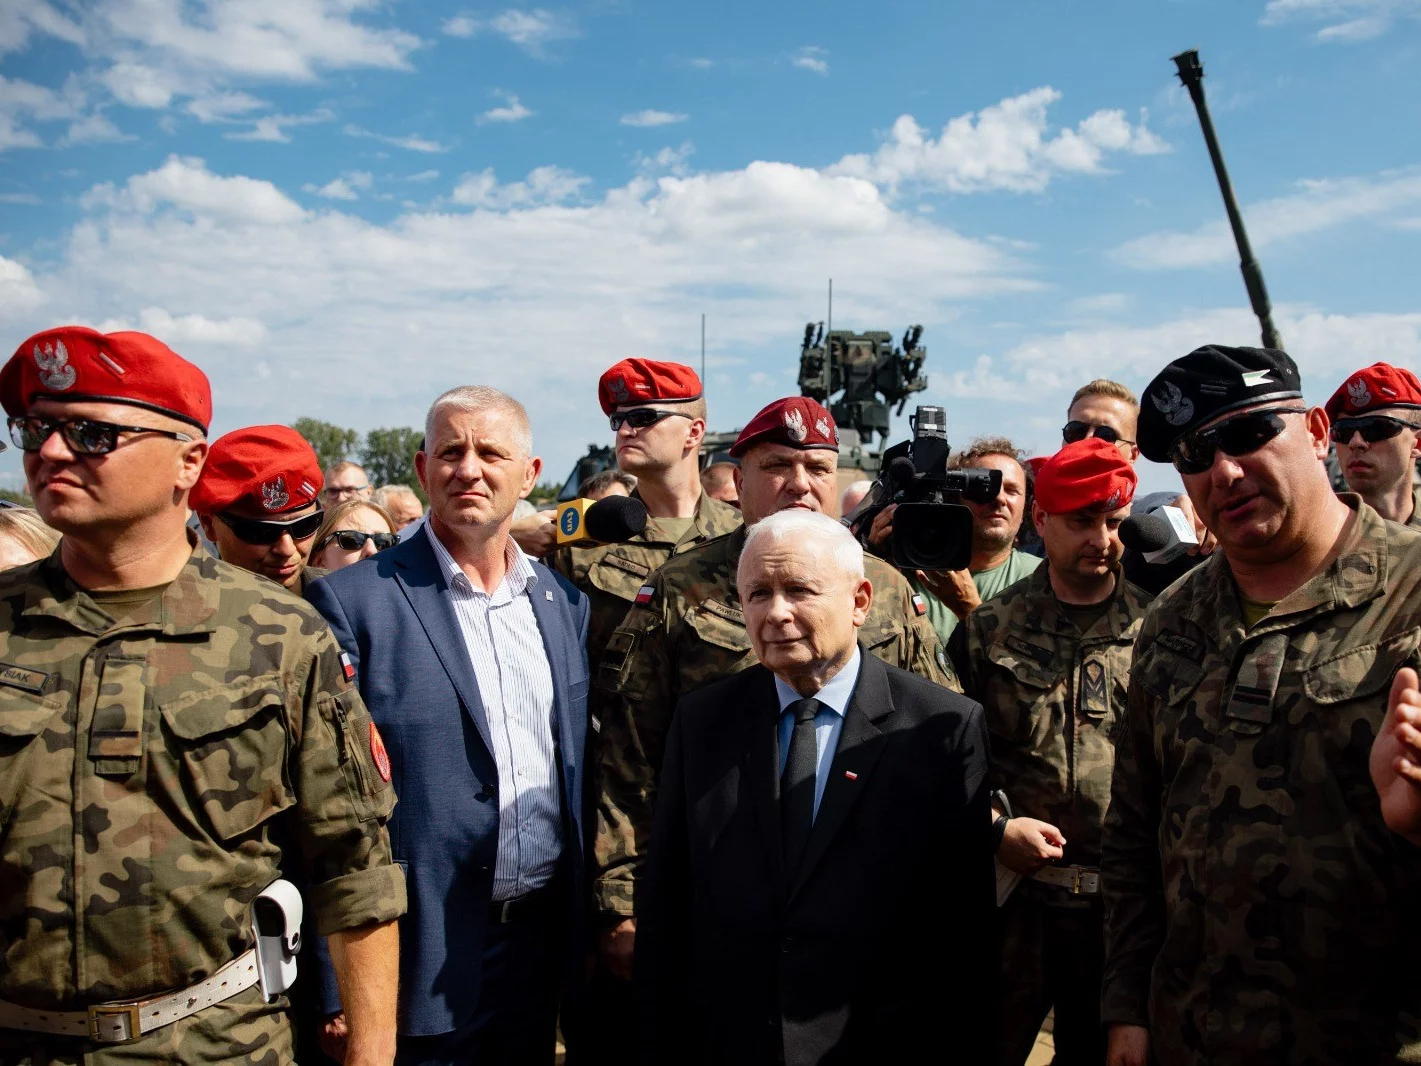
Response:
[844,771,858,781]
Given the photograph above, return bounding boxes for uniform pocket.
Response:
[586,553,652,600]
[686,599,751,654]
[0,687,64,831]
[318,689,395,824]
[161,677,295,841]
[1304,627,1421,706]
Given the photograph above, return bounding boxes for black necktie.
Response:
[780,696,820,881]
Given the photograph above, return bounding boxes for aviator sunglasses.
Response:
[1169,407,1307,476]
[1062,421,1135,446]
[316,529,398,553]
[8,415,194,456]
[609,408,695,432]
[218,509,326,545]
[1329,415,1421,445]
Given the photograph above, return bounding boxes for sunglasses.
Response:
[218,509,325,545]
[609,408,694,432]
[317,529,398,553]
[1329,415,1421,445]
[8,415,194,456]
[1062,421,1134,446]
[1170,407,1306,475]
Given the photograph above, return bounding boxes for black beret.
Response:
[1138,345,1303,463]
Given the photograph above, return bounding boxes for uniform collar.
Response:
[628,488,740,549]
[1016,561,1141,640]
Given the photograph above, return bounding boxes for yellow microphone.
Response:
[556,496,648,548]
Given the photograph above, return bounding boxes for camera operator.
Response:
[866,436,1041,644]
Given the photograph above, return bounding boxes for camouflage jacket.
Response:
[592,524,957,917]
[957,565,1149,868]
[1410,483,1421,529]
[1101,498,1421,1065]
[549,490,741,674]
[0,542,405,1061]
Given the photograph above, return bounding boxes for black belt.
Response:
[488,881,561,925]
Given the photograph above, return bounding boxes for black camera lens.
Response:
[890,502,976,572]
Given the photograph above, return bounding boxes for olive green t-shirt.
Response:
[644,516,696,544]
[1058,594,1114,636]
[914,549,1043,645]
[87,583,173,625]
[1240,594,1277,631]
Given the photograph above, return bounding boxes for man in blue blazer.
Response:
[308,385,591,1066]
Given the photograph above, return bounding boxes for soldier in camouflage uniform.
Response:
[1102,345,1421,1066]
[593,396,955,975]
[952,438,1148,1066]
[0,326,404,1066]
[1325,362,1421,529]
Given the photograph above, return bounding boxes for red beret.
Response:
[1033,438,1137,515]
[1325,362,1421,421]
[730,396,839,458]
[189,425,323,516]
[1,326,212,432]
[599,359,703,416]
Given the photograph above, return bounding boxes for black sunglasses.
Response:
[1329,415,1421,445]
[218,509,325,545]
[8,415,194,456]
[317,529,398,553]
[609,408,694,432]
[1170,407,1306,475]
[1062,421,1134,446]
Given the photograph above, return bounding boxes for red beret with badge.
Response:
[189,425,323,516]
[1324,362,1421,421]
[1033,437,1137,515]
[729,396,839,458]
[0,325,212,432]
[598,358,703,415]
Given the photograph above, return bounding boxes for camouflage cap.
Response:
[1137,345,1302,463]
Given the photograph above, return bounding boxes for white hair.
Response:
[739,509,864,583]
[424,386,532,456]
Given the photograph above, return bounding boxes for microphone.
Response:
[1120,506,1198,565]
[886,456,917,488]
[556,495,649,548]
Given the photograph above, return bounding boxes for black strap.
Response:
[780,696,820,881]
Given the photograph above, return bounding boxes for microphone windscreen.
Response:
[887,456,917,488]
[584,495,649,543]
[1120,512,1172,553]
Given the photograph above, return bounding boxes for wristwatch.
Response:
[990,790,1012,851]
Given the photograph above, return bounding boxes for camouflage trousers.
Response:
[995,883,1105,1066]
[1,986,292,1066]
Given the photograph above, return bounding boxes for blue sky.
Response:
[1,0,1418,495]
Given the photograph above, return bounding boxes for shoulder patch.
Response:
[0,663,49,694]
[1004,634,1054,667]
[911,593,928,617]
[1154,629,1204,663]
[635,584,656,605]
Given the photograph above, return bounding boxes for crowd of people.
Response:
[1,323,1421,1066]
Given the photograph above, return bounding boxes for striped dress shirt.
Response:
[428,526,562,901]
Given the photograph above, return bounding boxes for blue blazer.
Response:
[306,525,591,1036]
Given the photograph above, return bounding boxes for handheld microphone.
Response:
[1120,506,1198,565]
[556,495,649,548]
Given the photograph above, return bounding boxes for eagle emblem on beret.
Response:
[608,375,631,405]
[261,475,290,512]
[1347,379,1372,408]
[783,407,808,442]
[1102,490,1122,511]
[33,339,77,391]
[1151,381,1195,427]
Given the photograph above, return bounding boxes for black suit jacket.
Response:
[637,650,994,1066]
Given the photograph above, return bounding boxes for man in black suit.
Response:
[637,509,995,1065]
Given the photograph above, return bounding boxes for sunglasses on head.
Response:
[609,408,694,432]
[1169,407,1306,476]
[1062,421,1134,446]
[1329,415,1421,445]
[218,509,325,545]
[8,415,194,456]
[317,529,398,553]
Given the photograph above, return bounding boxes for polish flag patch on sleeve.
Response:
[635,585,656,605]
[339,652,356,683]
[911,594,928,617]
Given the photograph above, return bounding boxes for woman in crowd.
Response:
[310,498,398,572]
[0,505,61,569]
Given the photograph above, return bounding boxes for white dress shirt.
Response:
[427,526,562,901]
[775,646,862,819]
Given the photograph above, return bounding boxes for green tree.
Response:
[291,418,359,472]
[361,427,424,496]
[0,488,31,506]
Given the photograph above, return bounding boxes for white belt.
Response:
[1031,865,1101,895]
[0,948,259,1044]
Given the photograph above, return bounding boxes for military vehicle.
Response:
[556,324,929,503]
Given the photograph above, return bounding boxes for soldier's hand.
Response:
[997,817,1066,876]
[866,504,896,548]
[599,918,637,982]
[1170,493,1216,556]
[1106,1023,1150,1066]
[511,509,558,558]
[1370,667,1421,845]
[914,567,981,621]
[318,1011,349,1064]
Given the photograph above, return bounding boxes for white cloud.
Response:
[621,109,689,128]
[634,142,695,176]
[688,57,714,69]
[62,112,130,145]
[226,108,334,143]
[1261,0,1421,41]
[792,46,829,75]
[344,124,449,153]
[0,192,41,205]
[830,87,1168,196]
[479,91,534,124]
[186,91,267,123]
[450,166,589,209]
[134,308,269,346]
[406,170,441,183]
[0,73,87,150]
[83,155,305,225]
[0,255,44,311]
[101,61,180,109]
[0,1,85,57]
[1114,167,1421,269]
[440,9,579,57]
[305,172,373,201]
